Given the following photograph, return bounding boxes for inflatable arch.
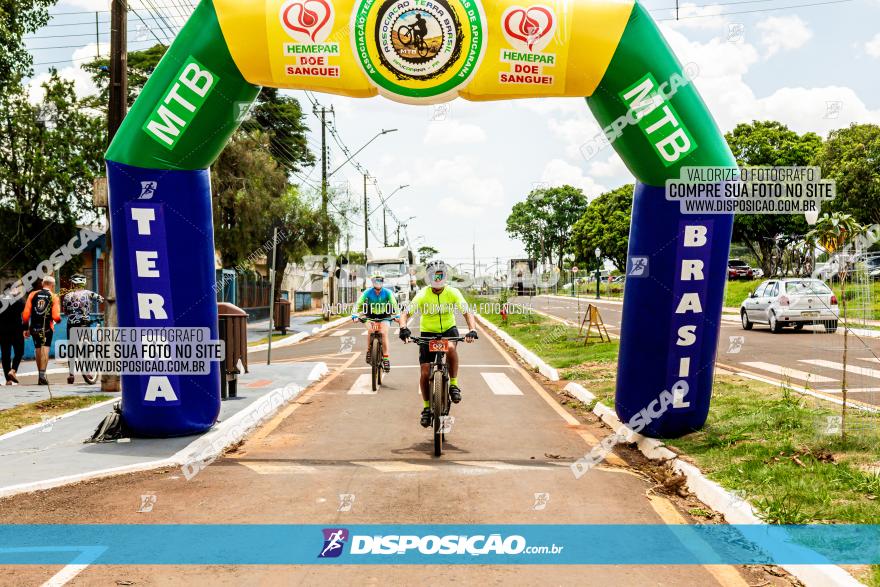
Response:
[105,0,736,438]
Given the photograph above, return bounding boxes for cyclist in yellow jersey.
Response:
[399,260,478,428]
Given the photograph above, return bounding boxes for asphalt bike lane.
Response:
[0,316,769,586]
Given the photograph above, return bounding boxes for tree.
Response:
[806,212,865,444]
[725,121,823,274]
[0,0,53,89]
[815,124,880,226]
[506,185,589,268]
[212,132,290,268]
[0,72,105,275]
[570,185,633,271]
[247,87,315,174]
[83,44,168,110]
[418,245,439,263]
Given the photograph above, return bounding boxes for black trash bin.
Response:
[217,302,248,400]
[274,299,291,335]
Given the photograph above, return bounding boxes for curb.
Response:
[563,381,865,587]
[0,362,329,500]
[474,313,559,381]
[247,316,349,353]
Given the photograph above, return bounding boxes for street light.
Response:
[330,128,398,177]
[594,247,602,300]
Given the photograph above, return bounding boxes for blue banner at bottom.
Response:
[1,525,878,565]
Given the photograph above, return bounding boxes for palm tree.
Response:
[806,212,866,443]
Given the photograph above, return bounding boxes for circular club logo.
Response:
[280,0,335,43]
[352,0,486,102]
[501,5,556,53]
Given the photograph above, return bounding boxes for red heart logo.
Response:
[282,0,332,43]
[503,6,554,52]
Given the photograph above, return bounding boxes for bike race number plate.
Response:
[213,0,633,104]
[428,339,450,353]
[368,321,383,332]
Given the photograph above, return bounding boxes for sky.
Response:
[25,0,880,268]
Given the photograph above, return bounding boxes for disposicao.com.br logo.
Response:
[318,528,564,558]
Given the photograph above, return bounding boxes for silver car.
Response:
[740,278,839,333]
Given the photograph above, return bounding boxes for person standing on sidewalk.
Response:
[22,276,61,386]
[62,274,103,384]
[0,283,25,385]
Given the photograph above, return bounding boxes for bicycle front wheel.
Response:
[371,336,380,391]
[398,25,412,45]
[430,369,445,456]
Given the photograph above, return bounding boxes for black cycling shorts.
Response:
[418,327,459,364]
[30,328,53,349]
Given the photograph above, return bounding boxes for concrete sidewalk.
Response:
[0,360,328,498]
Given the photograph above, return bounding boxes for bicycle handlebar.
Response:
[356,315,400,323]
[407,335,467,344]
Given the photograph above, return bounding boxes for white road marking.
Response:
[857,357,880,364]
[453,460,546,471]
[481,372,523,395]
[800,359,880,380]
[240,463,317,474]
[330,329,350,337]
[347,374,376,394]
[740,361,837,383]
[350,364,511,370]
[352,461,433,472]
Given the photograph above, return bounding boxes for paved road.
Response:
[0,317,777,586]
[521,294,880,409]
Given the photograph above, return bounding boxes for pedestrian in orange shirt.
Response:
[22,276,61,385]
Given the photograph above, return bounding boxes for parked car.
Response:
[728,259,754,280]
[752,267,764,279]
[740,278,838,333]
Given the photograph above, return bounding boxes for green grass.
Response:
[0,395,113,436]
[473,296,618,372]
[724,279,762,308]
[668,377,880,526]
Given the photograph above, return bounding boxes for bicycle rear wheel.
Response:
[431,369,445,456]
[371,336,380,391]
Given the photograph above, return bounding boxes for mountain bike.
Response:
[358,316,398,391]
[396,25,430,58]
[408,334,466,456]
[67,313,103,385]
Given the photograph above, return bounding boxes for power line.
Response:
[655,0,855,19]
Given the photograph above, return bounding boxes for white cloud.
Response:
[539,159,606,199]
[423,119,487,145]
[756,15,812,58]
[416,157,505,218]
[866,33,880,58]
[27,43,106,103]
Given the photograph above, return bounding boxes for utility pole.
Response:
[95,12,100,57]
[102,0,127,393]
[314,105,333,318]
[383,208,387,246]
[315,105,333,252]
[363,173,369,267]
[267,227,278,364]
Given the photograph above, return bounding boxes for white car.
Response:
[740,278,839,333]
[752,268,764,279]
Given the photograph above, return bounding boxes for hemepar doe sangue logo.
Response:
[280,0,335,43]
[352,0,486,102]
